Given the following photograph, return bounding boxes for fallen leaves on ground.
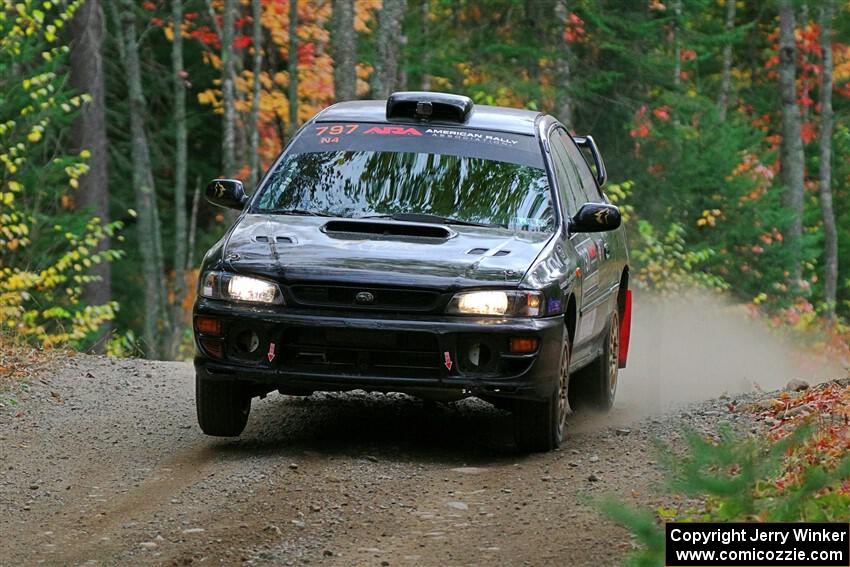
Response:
[746,378,850,494]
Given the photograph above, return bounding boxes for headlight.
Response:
[200,271,284,305]
[447,290,544,317]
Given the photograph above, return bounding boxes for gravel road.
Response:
[0,352,764,567]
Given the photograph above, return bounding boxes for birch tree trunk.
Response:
[221,0,237,177]
[778,0,805,283]
[554,0,574,128]
[717,0,736,121]
[170,0,188,357]
[288,0,299,137]
[70,0,111,352]
[371,0,406,98]
[248,0,263,187]
[332,0,356,101]
[818,1,838,318]
[119,0,165,359]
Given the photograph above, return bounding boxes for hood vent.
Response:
[254,235,297,244]
[467,247,512,256]
[323,220,453,240]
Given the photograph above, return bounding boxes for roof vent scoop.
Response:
[386,91,474,123]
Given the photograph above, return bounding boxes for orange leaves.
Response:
[748,379,850,495]
[652,106,670,121]
[629,105,651,139]
[563,12,586,44]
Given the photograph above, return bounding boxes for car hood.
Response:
[222,214,553,290]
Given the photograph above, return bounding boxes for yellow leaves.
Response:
[7,180,21,192]
[26,129,42,143]
[696,209,723,228]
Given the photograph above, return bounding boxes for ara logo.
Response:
[267,342,276,362]
[363,126,423,136]
[443,351,453,371]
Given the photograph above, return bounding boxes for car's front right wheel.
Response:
[513,337,570,452]
[196,375,251,436]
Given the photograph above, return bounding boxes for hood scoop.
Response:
[322,219,454,241]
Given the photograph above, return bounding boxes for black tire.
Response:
[196,375,251,436]
[513,338,570,452]
[568,311,619,412]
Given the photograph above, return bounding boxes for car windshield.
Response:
[255,150,555,233]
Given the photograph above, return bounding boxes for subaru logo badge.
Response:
[355,291,375,304]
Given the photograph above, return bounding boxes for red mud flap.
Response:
[618,289,632,368]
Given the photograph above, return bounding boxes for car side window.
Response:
[560,132,604,203]
[547,129,584,216]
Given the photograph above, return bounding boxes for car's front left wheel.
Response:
[513,337,570,452]
[196,376,251,436]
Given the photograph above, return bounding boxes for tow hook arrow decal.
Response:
[444,351,453,371]
[267,342,276,362]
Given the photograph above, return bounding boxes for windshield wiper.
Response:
[358,212,499,228]
[267,209,333,217]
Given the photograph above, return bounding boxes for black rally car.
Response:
[193,92,632,451]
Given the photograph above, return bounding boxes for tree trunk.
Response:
[332,0,356,101]
[69,0,111,353]
[221,0,237,176]
[419,0,431,90]
[288,0,299,137]
[120,0,165,359]
[371,0,407,98]
[170,0,188,357]
[248,0,263,187]
[672,0,682,90]
[554,0,574,128]
[818,1,838,318]
[717,0,736,121]
[778,0,805,284]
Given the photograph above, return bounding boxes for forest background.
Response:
[2,0,850,364]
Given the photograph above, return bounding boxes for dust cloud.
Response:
[616,291,845,416]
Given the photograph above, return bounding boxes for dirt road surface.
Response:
[0,351,764,567]
[5,296,826,566]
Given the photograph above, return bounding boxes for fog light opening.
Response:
[467,343,492,368]
[235,330,260,353]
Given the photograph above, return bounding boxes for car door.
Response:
[562,135,621,309]
[548,127,606,355]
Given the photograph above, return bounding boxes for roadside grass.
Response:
[602,378,850,567]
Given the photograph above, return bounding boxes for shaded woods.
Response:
[1,0,850,361]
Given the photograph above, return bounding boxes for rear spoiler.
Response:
[573,135,607,188]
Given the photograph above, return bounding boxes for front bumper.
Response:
[193,298,565,400]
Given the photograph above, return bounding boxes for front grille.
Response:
[289,285,441,312]
[280,327,442,378]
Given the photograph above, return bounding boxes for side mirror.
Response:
[570,203,621,233]
[205,178,248,210]
[573,135,607,188]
